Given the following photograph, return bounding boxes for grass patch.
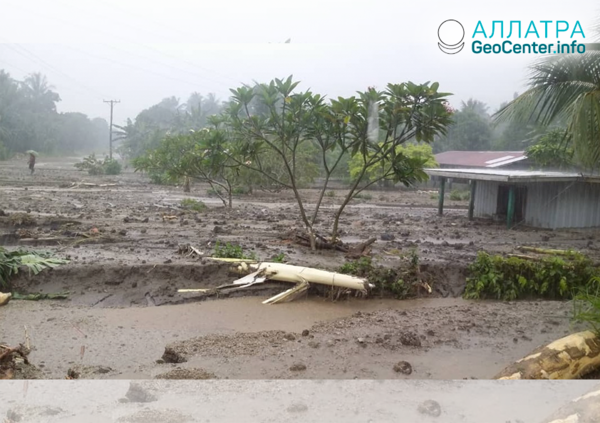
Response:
[212,241,256,260]
[180,198,207,212]
[449,189,470,201]
[325,190,335,198]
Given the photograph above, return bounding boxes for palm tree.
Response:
[494,30,600,171]
[21,73,61,113]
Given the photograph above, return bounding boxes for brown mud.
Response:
[1,156,599,379]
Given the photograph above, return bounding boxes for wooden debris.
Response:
[0,343,32,380]
[177,244,204,258]
[288,229,347,252]
[263,279,309,304]
[0,292,11,306]
[495,330,600,380]
[345,237,377,259]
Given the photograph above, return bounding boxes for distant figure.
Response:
[28,153,36,175]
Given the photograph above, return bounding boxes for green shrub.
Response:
[74,153,122,176]
[449,190,470,201]
[213,241,256,260]
[573,277,600,335]
[325,190,335,198]
[338,252,423,299]
[354,192,373,200]
[180,198,206,212]
[463,251,599,301]
[103,159,122,175]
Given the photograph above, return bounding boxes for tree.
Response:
[494,30,600,170]
[22,73,61,113]
[434,100,492,152]
[349,143,438,187]
[225,77,452,248]
[132,128,240,208]
[525,128,573,169]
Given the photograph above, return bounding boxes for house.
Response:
[434,151,530,169]
[425,167,600,230]
[431,151,531,189]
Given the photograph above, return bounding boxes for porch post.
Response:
[468,180,476,220]
[438,177,446,216]
[507,186,516,229]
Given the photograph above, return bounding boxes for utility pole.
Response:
[103,100,120,159]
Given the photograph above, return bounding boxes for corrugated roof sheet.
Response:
[425,168,600,183]
[435,151,527,167]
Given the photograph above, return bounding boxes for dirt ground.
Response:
[1,156,599,380]
[1,380,598,423]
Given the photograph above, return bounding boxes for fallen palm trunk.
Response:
[229,261,373,291]
[495,330,600,380]
[203,259,373,304]
[540,384,600,423]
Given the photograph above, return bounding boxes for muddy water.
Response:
[2,296,463,379]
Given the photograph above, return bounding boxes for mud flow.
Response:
[1,157,599,380]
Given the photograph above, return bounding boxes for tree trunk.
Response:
[183,176,190,193]
[494,330,600,380]
[540,384,600,423]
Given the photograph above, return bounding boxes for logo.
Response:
[438,19,465,54]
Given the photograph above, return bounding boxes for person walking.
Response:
[28,152,36,175]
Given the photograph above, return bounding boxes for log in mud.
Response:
[495,331,600,380]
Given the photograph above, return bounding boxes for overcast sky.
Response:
[1,0,598,125]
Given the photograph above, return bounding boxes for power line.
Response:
[4,0,241,87]
[0,41,113,100]
[101,43,233,89]
[62,44,224,92]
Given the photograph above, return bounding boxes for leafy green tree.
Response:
[434,99,492,152]
[132,128,240,208]
[349,143,438,187]
[525,128,574,169]
[225,77,452,248]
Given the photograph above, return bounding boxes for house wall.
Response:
[473,181,499,218]
[473,180,600,229]
[552,182,600,229]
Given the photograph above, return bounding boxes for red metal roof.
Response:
[435,151,527,168]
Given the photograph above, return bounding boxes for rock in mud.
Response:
[161,347,187,364]
[6,405,63,422]
[380,233,395,241]
[399,331,422,347]
[418,400,442,417]
[302,329,310,336]
[393,361,413,375]
[308,341,320,349]
[284,333,296,341]
[125,382,158,403]
[290,363,307,371]
[287,403,309,413]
